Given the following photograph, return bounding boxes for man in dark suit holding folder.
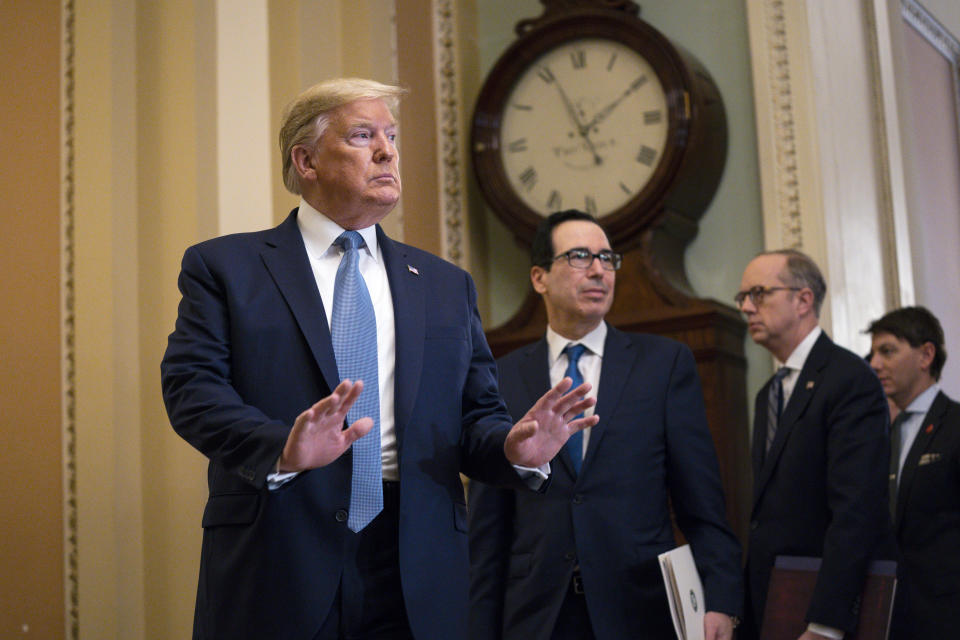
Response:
[737,250,891,640]
[868,306,960,638]
[161,78,597,640]
[468,210,742,640]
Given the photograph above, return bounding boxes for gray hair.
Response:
[278,78,407,195]
[761,249,827,317]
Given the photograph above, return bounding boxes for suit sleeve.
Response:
[808,365,890,628]
[160,246,289,487]
[456,271,525,488]
[664,344,745,617]
[467,478,514,640]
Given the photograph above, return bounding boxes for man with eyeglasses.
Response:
[468,210,743,640]
[736,250,891,640]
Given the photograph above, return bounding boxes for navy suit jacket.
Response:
[161,210,523,639]
[891,390,960,638]
[745,332,891,636]
[468,326,743,640]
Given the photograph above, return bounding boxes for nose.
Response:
[869,352,881,373]
[738,296,756,314]
[586,254,606,277]
[372,133,396,163]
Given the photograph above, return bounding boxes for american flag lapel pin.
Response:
[407,264,419,275]
[925,423,934,434]
[806,381,815,390]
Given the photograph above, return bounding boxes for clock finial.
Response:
[516,0,641,36]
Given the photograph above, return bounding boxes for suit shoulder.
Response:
[823,340,877,377]
[616,329,690,356]
[185,226,276,257]
[388,238,466,273]
[496,340,542,369]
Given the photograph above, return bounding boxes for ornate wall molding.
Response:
[758,0,804,250]
[766,1,804,249]
[433,0,467,267]
[60,0,79,637]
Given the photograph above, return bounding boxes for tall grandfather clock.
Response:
[471,0,751,543]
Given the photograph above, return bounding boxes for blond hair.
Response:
[278,78,407,194]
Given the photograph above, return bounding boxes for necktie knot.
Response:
[564,343,586,367]
[773,366,790,383]
[335,230,365,253]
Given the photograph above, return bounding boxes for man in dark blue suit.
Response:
[468,210,743,640]
[868,306,960,638]
[161,78,597,640]
[737,250,891,640]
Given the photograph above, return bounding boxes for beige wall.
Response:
[0,1,65,638]
[5,0,955,637]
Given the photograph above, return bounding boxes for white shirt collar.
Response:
[904,382,941,415]
[296,198,380,262]
[546,322,607,366]
[780,326,823,372]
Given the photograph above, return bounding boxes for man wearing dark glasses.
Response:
[468,210,743,640]
[736,249,891,640]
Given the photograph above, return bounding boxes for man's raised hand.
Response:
[278,379,374,472]
[504,377,599,468]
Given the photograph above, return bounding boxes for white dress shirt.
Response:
[270,198,399,484]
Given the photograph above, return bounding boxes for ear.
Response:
[795,287,815,317]
[530,265,548,295]
[290,145,316,181]
[919,342,936,373]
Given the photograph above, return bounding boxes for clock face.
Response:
[498,38,669,218]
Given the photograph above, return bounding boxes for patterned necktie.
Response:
[889,411,909,519]
[563,344,587,474]
[331,231,382,532]
[765,367,791,454]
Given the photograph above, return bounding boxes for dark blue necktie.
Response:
[331,231,381,532]
[563,344,587,474]
[765,367,791,453]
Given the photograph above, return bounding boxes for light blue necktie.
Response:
[563,344,587,474]
[331,231,381,532]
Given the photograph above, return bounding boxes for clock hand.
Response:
[584,76,647,131]
[553,79,604,166]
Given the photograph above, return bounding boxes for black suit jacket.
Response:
[745,332,891,636]
[891,390,960,638]
[161,210,524,639]
[468,326,743,640]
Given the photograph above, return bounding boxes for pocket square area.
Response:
[918,453,942,466]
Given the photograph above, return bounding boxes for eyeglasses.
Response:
[734,285,801,307]
[551,248,622,271]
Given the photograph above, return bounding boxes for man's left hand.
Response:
[504,377,598,467]
[704,612,735,640]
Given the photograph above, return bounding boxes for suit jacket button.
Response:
[335,509,348,522]
[564,551,575,561]
[573,494,583,505]
[750,520,758,531]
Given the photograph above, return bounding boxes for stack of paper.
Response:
[658,544,705,640]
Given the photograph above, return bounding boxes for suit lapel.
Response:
[754,332,832,508]
[581,326,634,475]
[378,227,424,449]
[260,211,341,392]
[895,391,948,529]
